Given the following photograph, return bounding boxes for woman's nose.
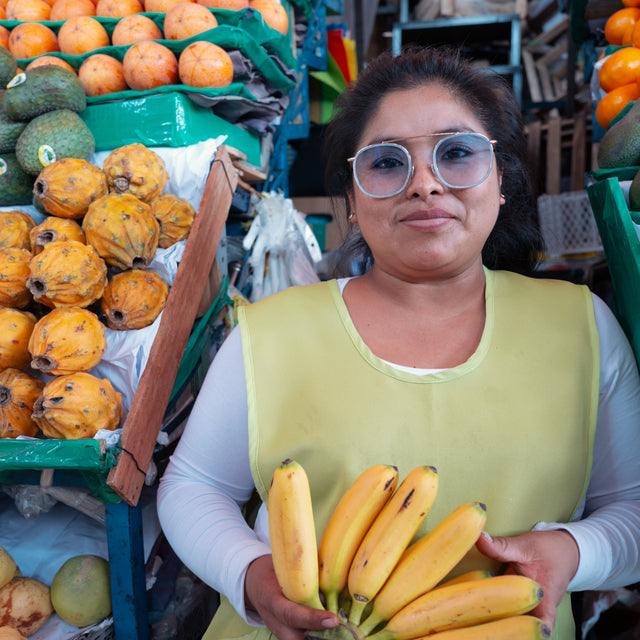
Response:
[406,158,445,197]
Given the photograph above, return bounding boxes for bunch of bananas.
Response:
[267,459,550,640]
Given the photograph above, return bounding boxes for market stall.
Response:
[0,1,338,638]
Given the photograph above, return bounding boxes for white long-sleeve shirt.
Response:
[157,283,640,625]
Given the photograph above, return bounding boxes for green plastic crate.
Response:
[587,177,640,366]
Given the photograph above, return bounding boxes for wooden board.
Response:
[107,145,238,506]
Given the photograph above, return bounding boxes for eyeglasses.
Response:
[348,132,497,198]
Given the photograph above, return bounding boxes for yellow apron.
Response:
[204,269,599,640]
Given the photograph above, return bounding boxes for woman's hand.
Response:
[244,555,339,640]
[475,529,579,631]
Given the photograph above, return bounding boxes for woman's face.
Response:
[350,83,503,282]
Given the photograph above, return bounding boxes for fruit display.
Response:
[0,140,198,443]
[268,460,549,640]
[595,7,640,129]
[0,546,113,635]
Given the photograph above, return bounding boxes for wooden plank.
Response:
[522,49,543,102]
[107,146,238,506]
[525,119,542,189]
[546,112,562,195]
[526,13,569,49]
[440,0,454,16]
[515,0,528,19]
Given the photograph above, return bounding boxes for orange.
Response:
[145,0,193,10]
[26,55,76,72]
[599,46,640,91]
[604,8,640,45]
[79,53,129,95]
[9,23,59,59]
[249,0,288,34]
[6,0,51,20]
[178,40,233,87]
[95,0,143,17]
[57,16,110,56]
[50,0,97,20]
[196,0,248,9]
[122,40,178,90]
[163,3,218,40]
[0,26,9,50]
[595,82,640,128]
[623,0,640,6]
[111,14,163,46]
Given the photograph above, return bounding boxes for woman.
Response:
[157,46,640,640]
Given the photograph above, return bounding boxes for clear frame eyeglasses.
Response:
[347,132,498,198]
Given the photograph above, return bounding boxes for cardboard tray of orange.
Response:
[0,7,298,97]
[0,144,238,507]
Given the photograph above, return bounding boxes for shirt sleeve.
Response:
[156,326,269,626]
[533,293,640,591]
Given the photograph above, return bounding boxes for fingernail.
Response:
[322,617,339,628]
[481,531,493,542]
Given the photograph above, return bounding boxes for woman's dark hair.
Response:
[323,45,544,276]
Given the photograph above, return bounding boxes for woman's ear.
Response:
[347,193,357,223]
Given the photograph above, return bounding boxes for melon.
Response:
[50,555,112,628]
[0,549,15,591]
[0,627,27,639]
[0,577,53,636]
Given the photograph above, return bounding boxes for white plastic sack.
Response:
[243,191,322,302]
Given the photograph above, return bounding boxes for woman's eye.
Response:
[372,155,405,170]
[440,145,472,161]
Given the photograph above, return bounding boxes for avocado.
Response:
[598,100,640,169]
[3,65,86,122]
[0,153,35,205]
[16,109,95,176]
[0,93,27,153]
[0,47,17,88]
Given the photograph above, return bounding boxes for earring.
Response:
[348,212,357,223]
[500,193,506,205]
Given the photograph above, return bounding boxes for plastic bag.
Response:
[243,191,322,302]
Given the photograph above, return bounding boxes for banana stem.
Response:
[305,621,365,640]
[347,596,368,626]
[325,591,340,615]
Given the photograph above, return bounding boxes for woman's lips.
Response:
[401,209,454,230]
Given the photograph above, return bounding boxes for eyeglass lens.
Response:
[353,133,494,198]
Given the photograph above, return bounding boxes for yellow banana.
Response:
[435,570,495,590]
[365,575,544,640]
[347,465,439,626]
[359,502,487,635]
[318,464,400,614]
[268,458,324,610]
[414,615,551,640]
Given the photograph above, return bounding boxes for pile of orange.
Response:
[597,0,640,128]
[0,0,289,97]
